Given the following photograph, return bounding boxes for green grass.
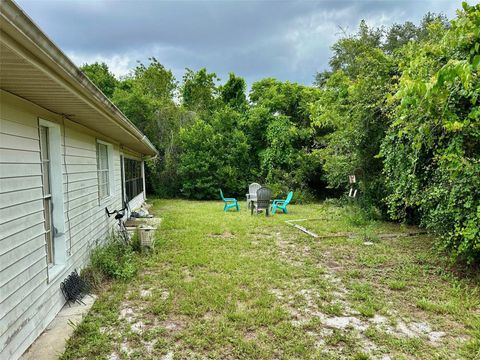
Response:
[61,200,480,359]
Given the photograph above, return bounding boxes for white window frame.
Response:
[96,139,114,204]
[39,119,66,281]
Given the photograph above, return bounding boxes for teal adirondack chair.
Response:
[271,191,293,215]
[219,189,240,212]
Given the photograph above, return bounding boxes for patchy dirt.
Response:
[158,289,170,300]
[140,289,152,298]
[161,351,174,360]
[209,231,235,239]
[120,341,133,356]
[119,307,136,323]
[106,352,120,360]
[272,233,454,358]
[131,321,146,334]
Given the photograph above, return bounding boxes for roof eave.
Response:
[0,0,158,157]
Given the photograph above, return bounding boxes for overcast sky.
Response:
[17,0,463,87]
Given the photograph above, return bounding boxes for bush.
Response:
[89,235,138,281]
[178,107,250,199]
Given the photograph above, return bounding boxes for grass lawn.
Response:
[62,199,480,359]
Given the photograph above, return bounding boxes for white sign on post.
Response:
[348,175,357,198]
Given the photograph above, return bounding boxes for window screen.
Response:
[124,158,143,201]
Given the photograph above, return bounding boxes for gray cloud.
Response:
[17,0,463,86]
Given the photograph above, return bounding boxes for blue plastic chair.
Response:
[219,189,240,212]
[271,191,293,214]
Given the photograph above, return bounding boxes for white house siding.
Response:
[128,192,146,212]
[0,90,143,359]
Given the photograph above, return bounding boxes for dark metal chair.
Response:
[251,187,273,216]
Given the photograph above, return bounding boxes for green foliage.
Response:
[247,78,323,197]
[380,2,480,263]
[110,59,192,197]
[89,235,138,280]
[178,107,250,199]
[383,13,449,54]
[329,20,383,78]
[80,62,118,98]
[133,57,177,100]
[220,72,248,112]
[312,21,395,213]
[181,68,219,113]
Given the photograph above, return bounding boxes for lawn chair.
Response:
[271,191,293,215]
[251,187,272,216]
[246,182,261,209]
[219,189,240,212]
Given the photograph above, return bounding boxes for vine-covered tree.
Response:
[380,3,480,263]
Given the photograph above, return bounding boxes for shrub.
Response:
[178,108,250,199]
[89,235,138,281]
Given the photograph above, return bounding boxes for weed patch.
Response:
[88,235,139,281]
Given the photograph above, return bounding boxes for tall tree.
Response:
[178,107,249,199]
[181,68,219,113]
[80,62,118,98]
[111,59,190,197]
[312,21,395,212]
[133,57,177,100]
[329,20,383,78]
[220,73,247,112]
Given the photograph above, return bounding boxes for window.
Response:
[38,119,66,276]
[39,126,54,264]
[124,158,143,201]
[97,142,110,199]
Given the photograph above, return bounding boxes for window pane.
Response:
[101,145,108,169]
[42,161,51,195]
[124,158,143,201]
[97,143,110,199]
[40,127,51,194]
[44,198,53,264]
[40,126,49,161]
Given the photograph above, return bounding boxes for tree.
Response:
[329,20,383,78]
[313,70,332,88]
[181,68,219,113]
[133,57,177,100]
[220,72,248,112]
[383,21,419,54]
[312,21,395,212]
[178,107,249,199]
[383,13,449,54]
[246,78,322,200]
[80,62,118,98]
[110,59,189,197]
[380,3,480,263]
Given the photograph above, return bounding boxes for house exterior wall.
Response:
[0,90,145,359]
